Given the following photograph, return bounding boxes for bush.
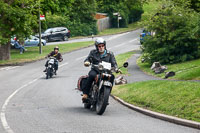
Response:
[141,4,200,64]
[42,14,98,37]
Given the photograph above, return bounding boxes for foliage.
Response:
[0,0,38,44]
[96,0,143,28]
[141,1,200,64]
[170,0,200,12]
[42,0,98,36]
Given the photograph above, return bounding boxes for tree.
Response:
[96,0,143,28]
[141,1,200,64]
[0,0,38,60]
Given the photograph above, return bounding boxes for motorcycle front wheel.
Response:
[46,68,51,79]
[96,86,111,115]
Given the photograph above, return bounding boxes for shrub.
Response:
[141,3,200,64]
[42,14,98,37]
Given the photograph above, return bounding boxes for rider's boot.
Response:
[54,70,57,75]
[82,94,88,102]
[43,68,47,72]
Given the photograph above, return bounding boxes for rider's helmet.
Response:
[54,46,59,51]
[94,38,106,51]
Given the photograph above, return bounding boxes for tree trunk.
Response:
[0,43,10,60]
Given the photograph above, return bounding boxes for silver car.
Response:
[11,36,46,47]
[25,36,46,47]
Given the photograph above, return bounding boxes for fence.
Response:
[96,17,110,32]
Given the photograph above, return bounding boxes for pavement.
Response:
[112,51,200,130]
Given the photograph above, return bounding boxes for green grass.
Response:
[112,80,200,122]
[115,51,135,75]
[137,57,200,80]
[141,1,162,21]
[98,22,140,36]
[0,41,93,65]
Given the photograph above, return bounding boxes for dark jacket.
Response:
[84,49,118,69]
[48,51,63,61]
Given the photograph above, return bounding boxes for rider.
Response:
[43,46,63,74]
[82,38,120,101]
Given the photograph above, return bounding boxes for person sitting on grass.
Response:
[14,37,26,54]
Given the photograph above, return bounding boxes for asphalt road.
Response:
[0,30,199,133]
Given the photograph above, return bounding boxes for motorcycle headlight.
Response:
[98,64,104,71]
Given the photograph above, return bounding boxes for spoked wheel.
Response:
[96,86,111,115]
[46,68,51,79]
[50,69,53,78]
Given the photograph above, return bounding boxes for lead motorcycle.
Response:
[78,58,128,115]
[45,56,57,79]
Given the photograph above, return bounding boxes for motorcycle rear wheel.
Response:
[96,86,110,115]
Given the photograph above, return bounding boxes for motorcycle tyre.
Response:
[96,86,110,115]
[46,68,51,79]
[50,68,53,78]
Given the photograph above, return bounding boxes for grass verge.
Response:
[0,41,93,65]
[112,80,200,122]
[115,51,135,76]
[137,57,200,80]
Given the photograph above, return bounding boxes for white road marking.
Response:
[1,75,43,133]
[1,60,70,133]
[0,66,20,71]
[129,38,138,43]
[107,32,130,41]
[114,43,126,48]
[59,62,69,68]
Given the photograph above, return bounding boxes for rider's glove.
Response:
[84,61,90,67]
[115,68,122,74]
[59,58,63,62]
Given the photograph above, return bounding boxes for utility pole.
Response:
[113,12,121,28]
[39,0,42,54]
[117,14,119,28]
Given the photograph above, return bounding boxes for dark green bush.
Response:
[42,14,97,37]
[141,4,200,64]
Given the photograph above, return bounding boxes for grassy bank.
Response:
[0,41,93,65]
[112,51,200,122]
[137,57,200,80]
[112,80,200,122]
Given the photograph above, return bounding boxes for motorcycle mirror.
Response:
[123,62,128,68]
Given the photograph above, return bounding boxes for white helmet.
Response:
[94,38,106,51]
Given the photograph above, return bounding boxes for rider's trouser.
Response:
[83,69,114,95]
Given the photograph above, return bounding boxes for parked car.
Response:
[37,27,70,42]
[25,36,46,47]
[140,29,151,44]
[11,36,46,48]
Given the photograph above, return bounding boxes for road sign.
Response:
[118,17,122,20]
[113,12,119,16]
[40,15,45,20]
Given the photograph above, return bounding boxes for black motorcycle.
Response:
[83,61,128,115]
[46,57,57,79]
